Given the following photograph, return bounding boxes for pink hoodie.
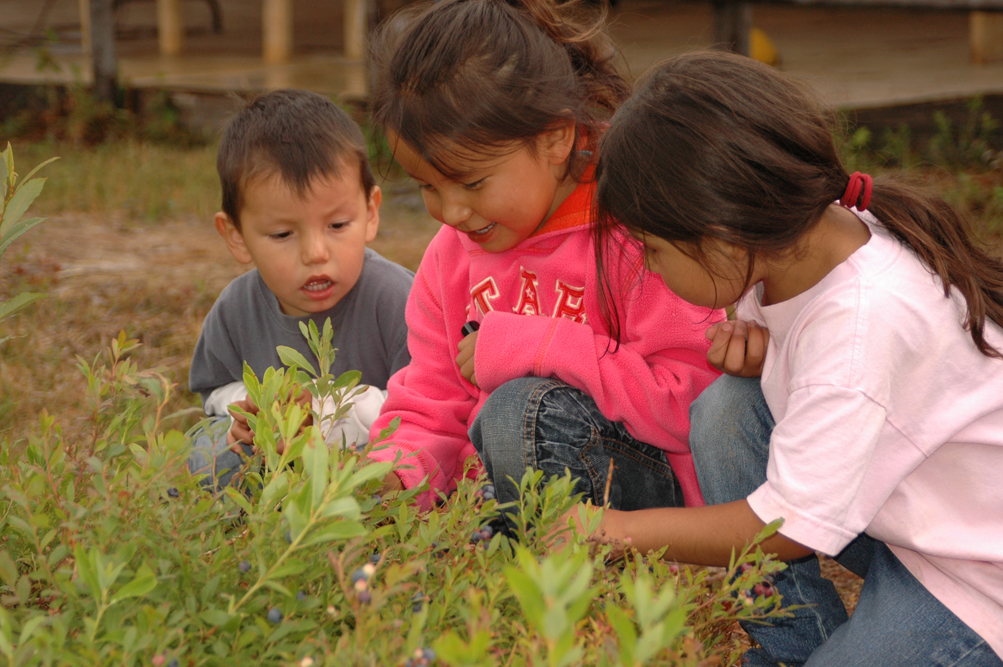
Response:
[369,181,723,508]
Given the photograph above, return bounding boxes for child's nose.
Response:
[301,232,330,264]
[440,195,472,228]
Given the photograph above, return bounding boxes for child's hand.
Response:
[456,330,479,388]
[226,388,313,454]
[227,397,258,452]
[380,471,404,496]
[705,320,770,377]
[550,505,630,562]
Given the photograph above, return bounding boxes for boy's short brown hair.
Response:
[217,89,377,229]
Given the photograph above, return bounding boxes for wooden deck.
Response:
[1,0,1003,110]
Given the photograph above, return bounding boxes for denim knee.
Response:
[470,377,563,503]
[690,375,774,506]
[188,417,252,492]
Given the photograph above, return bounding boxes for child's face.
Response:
[215,169,380,317]
[388,125,577,253]
[633,232,750,309]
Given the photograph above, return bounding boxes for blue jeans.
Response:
[469,378,684,528]
[187,416,255,492]
[692,375,1001,667]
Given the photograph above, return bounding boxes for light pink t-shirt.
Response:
[739,211,1003,656]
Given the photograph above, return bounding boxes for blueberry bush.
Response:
[0,316,789,665]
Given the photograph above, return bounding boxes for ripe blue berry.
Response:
[351,568,368,584]
[167,659,178,667]
[238,560,250,573]
[480,525,494,539]
[369,553,381,564]
[413,602,423,613]
[297,590,306,601]
[470,531,482,544]
[423,647,437,661]
[167,487,179,498]
[267,607,283,624]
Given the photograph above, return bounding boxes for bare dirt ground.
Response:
[1,184,862,628]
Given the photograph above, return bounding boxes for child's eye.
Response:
[269,231,291,240]
[417,182,435,192]
[462,178,486,190]
[329,222,349,231]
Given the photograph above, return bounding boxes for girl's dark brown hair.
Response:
[369,0,629,178]
[594,50,1003,358]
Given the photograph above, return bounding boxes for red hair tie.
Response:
[841,172,873,211]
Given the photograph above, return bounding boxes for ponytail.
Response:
[369,0,628,178]
[869,177,1003,358]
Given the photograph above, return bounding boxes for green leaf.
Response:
[276,346,317,376]
[1,177,45,233]
[0,145,8,202]
[221,487,252,516]
[300,520,367,547]
[0,216,46,260]
[18,156,58,187]
[0,291,46,321]
[0,551,18,589]
[199,609,233,627]
[73,544,101,601]
[348,461,393,489]
[301,440,328,510]
[111,565,157,604]
[269,558,309,579]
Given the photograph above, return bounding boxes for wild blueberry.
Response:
[167,660,178,667]
[267,607,283,624]
[480,525,493,539]
[351,568,368,584]
[411,591,424,602]
[470,531,482,544]
[358,589,371,604]
[297,590,307,601]
[371,494,381,504]
[285,530,293,543]
[167,487,179,498]
[369,553,381,564]
[413,602,423,613]
[238,560,251,573]
[423,647,437,661]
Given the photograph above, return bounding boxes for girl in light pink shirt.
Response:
[592,52,1003,666]
[365,0,722,514]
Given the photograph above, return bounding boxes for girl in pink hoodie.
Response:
[366,0,722,514]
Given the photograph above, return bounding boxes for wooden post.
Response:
[79,0,92,56]
[263,0,293,64]
[712,0,751,56]
[157,0,185,57]
[344,0,366,61]
[971,11,1003,63]
[90,0,118,104]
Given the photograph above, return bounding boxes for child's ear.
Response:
[540,118,577,166]
[214,212,253,264]
[364,186,381,243]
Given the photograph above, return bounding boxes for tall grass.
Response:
[10,139,220,221]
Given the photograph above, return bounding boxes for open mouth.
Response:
[469,222,496,237]
[303,278,333,292]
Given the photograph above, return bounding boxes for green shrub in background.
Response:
[0,318,789,666]
[0,143,57,342]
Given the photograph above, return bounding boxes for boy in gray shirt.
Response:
[188,90,413,488]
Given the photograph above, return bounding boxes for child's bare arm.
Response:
[705,320,770,377]
[575,501,813,567]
